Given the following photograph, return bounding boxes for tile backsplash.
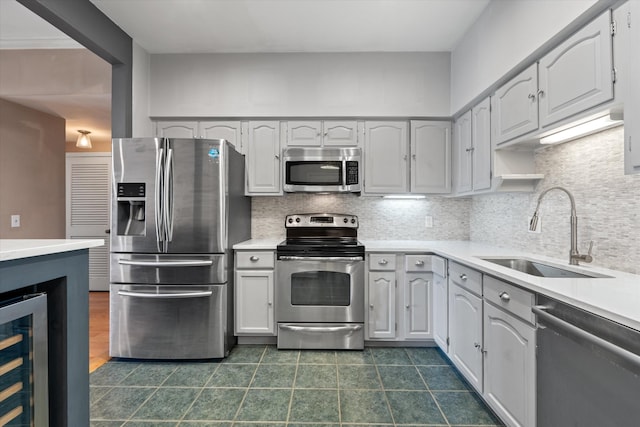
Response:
[470,126,640,275]
[251,126,639,275]
[252,194,471,241]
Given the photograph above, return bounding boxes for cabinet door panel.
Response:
[287,121,322,146]
[235,270,275,335]
[411,121,451,194]
[368,272,396,339]
[471,98,491,191]
[628,0,640,173]
[199,121,242,151]
[494,65,538,144]
[155,121,199,138]
[364,121,408,194]
[539,11,613,128]
[448,283,483,392]
[247,121,281,194]
[453,111,472,193]
[483,302,536,427]
[433,272,448,352]
[323,121,359,146]
[404,274,432,339]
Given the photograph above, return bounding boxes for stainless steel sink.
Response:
[480,257,611,279]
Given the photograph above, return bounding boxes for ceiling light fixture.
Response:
[539,113,623,145]
[76,130,92,149]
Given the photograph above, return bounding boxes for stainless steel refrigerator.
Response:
[109,138,250,359]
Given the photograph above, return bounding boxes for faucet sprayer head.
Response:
[529,211,539,231]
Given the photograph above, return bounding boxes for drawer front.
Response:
[449,261,482,296]
[236,251,275,269]
[484,276,535,324]
[405,255,432,272]
[369,254,396,271]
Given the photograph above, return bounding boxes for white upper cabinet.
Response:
[471,98,492,192]
[364,121,409,194]
[199,121,243,152]
[286,120,359,147]
[287,121,323,146]
[323,121,359,146]
[493,64,539,145]
[538,11,614,128]
[410,121,451,194]
[246,121,282,195]
[453,111,473,194]
[155,121,199,138]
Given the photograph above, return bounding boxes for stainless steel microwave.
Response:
[283,147,361,193]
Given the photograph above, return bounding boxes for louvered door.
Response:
[65,153,111,291]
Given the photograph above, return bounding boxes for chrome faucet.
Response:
[529,186,593,266]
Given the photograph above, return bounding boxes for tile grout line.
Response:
[231,345,269,424]
[415,361,452,427]
[373,350,398,427]
[176,361,222,425]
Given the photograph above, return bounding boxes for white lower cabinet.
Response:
[234,250,275,335]
[366,253,433,341]
[448,281,483,393]
[483,301,536,427]
[432,257,448,352]
[367,270,396,339]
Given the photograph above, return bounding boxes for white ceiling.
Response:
[0,0,490,143]
[90,0,490,54]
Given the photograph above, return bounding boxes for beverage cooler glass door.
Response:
[0,294,48,426]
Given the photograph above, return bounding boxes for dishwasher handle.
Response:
[533,305,640,370]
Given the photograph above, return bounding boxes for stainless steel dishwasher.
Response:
[533,295,640,427]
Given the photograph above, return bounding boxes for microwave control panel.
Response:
[346,161,359,185]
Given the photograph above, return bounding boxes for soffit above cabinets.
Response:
[89,0,490,54]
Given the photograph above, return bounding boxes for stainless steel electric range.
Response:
[276,213,365,350]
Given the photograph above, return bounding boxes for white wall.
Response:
[450,0,598,114]
[132,42,153,137]
[149,52,451,118]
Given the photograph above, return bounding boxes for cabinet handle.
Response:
[459,273,467,281]
[412,154,416,160]
[474,342,481,349]
[528,93,536,100]
[465,147,475,152]
[415,260,425,266]
[250,256,260,262]
[537,89,545,97]
[275,154,280,160]
[499,291,511,302]
[378,259,388,265]
[406,304,410,309]
[370,304,374,309]
[268,301,273,306]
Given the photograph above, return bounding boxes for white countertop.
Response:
[0,239,105,262]
[233,238,640,331]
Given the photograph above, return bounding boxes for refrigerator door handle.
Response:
[164,147,174,242]
[155,147,165,251]
[118,259,214,267]
[117,290,213,299]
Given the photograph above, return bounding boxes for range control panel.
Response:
[285,213,358,228]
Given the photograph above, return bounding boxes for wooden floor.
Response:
[89,291,110,373]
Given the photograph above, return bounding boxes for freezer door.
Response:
[111,138,165,253]
[110,253,226,285]
[165,138,226,253]
[109,284,227,359]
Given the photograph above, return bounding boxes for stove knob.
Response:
[295,217,301,223]
[288,218,293,224]
[351,218,356,224]
[343,218,348,223]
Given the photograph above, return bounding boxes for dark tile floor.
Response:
[90,346,504,427]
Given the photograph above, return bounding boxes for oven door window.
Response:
[286,161,343,185]
[290,271,350,306]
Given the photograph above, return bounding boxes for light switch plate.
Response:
[11,214,20,228]
[425,215,433,228]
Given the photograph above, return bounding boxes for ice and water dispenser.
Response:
[116,183,146,236]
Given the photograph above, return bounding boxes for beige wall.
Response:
[0,98,66,238]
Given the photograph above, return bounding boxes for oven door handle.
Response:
[279,324,363,333]
[278,256,363,262]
